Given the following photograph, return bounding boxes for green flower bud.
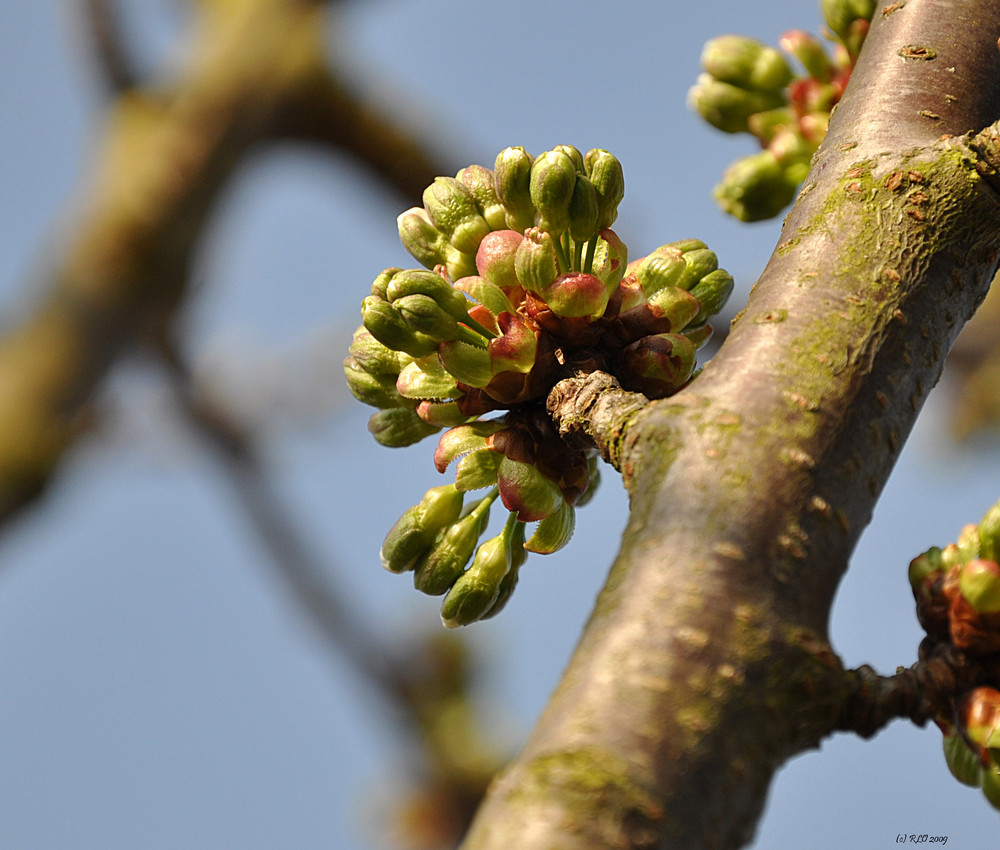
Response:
[423,176,491,255]
[396,356,460,401]
[634,247,688,296]
[479,518,526,620]
[957,523,982,563]
[525,500,575,554]
[543,272,611,319]
[454,274,516,318]
[344,357,408,408]
[959,687,1000,758]
[674,248,720,291]
[959,559,1000,614]
[747,107,798,144]
[552,144,585,173]
[584,149,625,230]
[379,484,464,573]
[514,227,560,295]
[646,286,702,331]
[438,339,494,388]
[497,456,565,522]
[688,74,787,135]
[394,293,460,341]
[567,174,600,243]
[385,268,468,321]
[529,150,577,235]
[701,35,793,93]
[908,547,945,597]
[713,149,805,222]
[368,406,440,447]
[942,732,983,788]
[440,529,514,628]
[371,267,404,300]
[689,268,735,326]
[979,501,1000,563]
[361,295,440,358]
[454,448,502,491]
[413,494,495,595]
[779,29,834,82]
[398,207,449,270]
[456,164,507,231]
[822,0,877,45]
[494,146,535,233]
[348,326,411,376]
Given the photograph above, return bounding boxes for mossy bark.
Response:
[462,2,1000,847]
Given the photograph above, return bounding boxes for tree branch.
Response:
[462,2,1000,847]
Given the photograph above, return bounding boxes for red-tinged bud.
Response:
[959,559,1000,614]
[957,687,1000,758]
[947,580,1000,655]
[415,399,470,428]
[589,228,628,290]
[908,547,945,598]
[467,303,499,337]
[475,229,524,293]
[489,312,538,373]
[542,272,610,319]
[618,333,697,398]
[496,456,565,522]
[646,286,702,331]
[684,323,715,350]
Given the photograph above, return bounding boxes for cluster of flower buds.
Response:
[688,0,876,221]
[344,145,734,625]
[940,686,1000,811]
[909,500,1000,808]
[908,500,1000,656]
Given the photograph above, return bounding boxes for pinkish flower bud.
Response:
[496,456,564,522]
[542,272,611,319]
[474,230,524,293]
[618,333,697,398]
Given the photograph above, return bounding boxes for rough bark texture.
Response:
[462,2,1000,848]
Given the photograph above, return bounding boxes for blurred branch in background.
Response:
[0,0,448,523]
[946,276,1000,439]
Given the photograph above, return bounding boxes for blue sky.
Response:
[1,1,999,847]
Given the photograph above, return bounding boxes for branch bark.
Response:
[461,2,1000,847]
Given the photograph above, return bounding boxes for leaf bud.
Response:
[434,420,506,473]
[454,449,502,492]
[415,399,470,427]
[982,762,1000,811]
[438,339,494,388]
[497,456,565,522]
[368,407,440,447]
[618,333,697,397]
[942,732,983,788]
[529,149,578,235]
[584,149,625,230]
[525,500,576,554]
[454,274,516,319]
[494,146,536,233]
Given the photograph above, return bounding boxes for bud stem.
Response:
[456,323,494,348]
[583,238,598,275]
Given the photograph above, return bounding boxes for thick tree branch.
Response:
[462,3,1000,847]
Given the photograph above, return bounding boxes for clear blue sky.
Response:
[1,1,999,847]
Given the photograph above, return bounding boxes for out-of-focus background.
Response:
[1,1,999,847]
